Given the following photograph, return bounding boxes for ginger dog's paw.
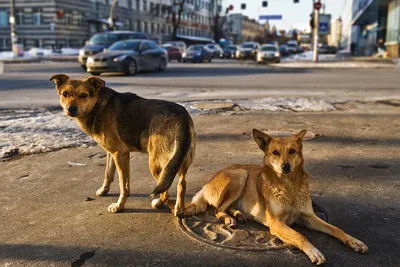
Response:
[224,216,237,228]
[305,246,326,265]
[233,211,247,224]
[107,202,124,213]
[96,187,109,196]
[151,199,164,209]
[174,208,184,217]
[347,238,369,253]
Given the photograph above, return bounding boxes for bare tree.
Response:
[168,0,186,41]
[210,2,229,43]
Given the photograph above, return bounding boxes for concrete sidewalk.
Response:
[1,111,399,267]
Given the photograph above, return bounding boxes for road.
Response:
[0,60,399,108]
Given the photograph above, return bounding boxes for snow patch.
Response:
[0,47,80,60]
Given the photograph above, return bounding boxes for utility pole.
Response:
[313,0,321,62]
[158,0,162,45]
[10,0,18,57]
[108,0,119,31]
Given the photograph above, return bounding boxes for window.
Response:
[0,10,9,26]
[143,0,147,11]
[144,21,148,32]
[33,9,42,25]
[151,22,155,33]
[157,24,160,34]
[140,41,151,51]
[119,0,129,8]
[16,9,24,25]
[136,20,141,31]
[136,0,140,10]
[72,11,82,25]
[150,2,154,12]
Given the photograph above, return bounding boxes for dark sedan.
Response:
[86,39,168,76]
[222,45,239,59]
[182,45,213,63]
[162,44,182,62]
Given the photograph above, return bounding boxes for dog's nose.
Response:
[67,105,77,115]
[282,163,291,173]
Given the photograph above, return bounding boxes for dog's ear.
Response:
[295,129,307,142]
[49,74,70,89]
[253,129,272,151]
[84,76,105,95]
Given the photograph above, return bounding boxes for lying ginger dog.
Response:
[184,129,368,265]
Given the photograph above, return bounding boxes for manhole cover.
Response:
[178,201,328,252]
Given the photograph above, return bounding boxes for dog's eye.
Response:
[272,150,280,156]
[79,93,88,99]
[289,149,296,154]
[62,92,69,97]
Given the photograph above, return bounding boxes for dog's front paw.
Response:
[96,187,109,196]
[223,216,237,228]
[346,238,369,253]
[304,246,326,265]
[233,211,247,224]
[151,199,164,209]
[107,202,124,213]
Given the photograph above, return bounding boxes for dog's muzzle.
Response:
[282,163,291,174]
[67,105,78,117]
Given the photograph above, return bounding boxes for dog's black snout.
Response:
[282,163,291,173]
[67,105,77,115]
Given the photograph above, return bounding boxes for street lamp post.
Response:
[10,0,18,58]
[108,0,119,31]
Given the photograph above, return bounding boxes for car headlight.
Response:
[86,57,94,63]
[275,52,280,57]
[79,49,85,56]
[195,52,201,56]
[182,52,187,57]
[113,55,128,62]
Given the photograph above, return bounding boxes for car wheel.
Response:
[125,60,137,76]
[178,58,182,63]
[208,58,212,63]
[90,72,101,76]
[158,58,167,71]
[183,59,186,63]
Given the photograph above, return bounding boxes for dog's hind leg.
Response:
[227,208,247,224]
[96,152,116,196]
[107,151,130,213]
[149,158,169,209]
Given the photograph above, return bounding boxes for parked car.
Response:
[162,44,182,62]
[222,45,239,59]
[182,45,213,63]
[257,44,281,64]
[164,41,187,53]
[286,43,299,54]
[279,45,289,57]
[205,43,223,58]
[86,39,167,76]
[236,42,260,60]
[78,31,147,70]
[318,44,338,54]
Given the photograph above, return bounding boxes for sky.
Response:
[224,0,346,31]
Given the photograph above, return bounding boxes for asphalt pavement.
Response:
[0,60,399,267]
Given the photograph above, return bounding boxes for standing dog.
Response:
[50,74,196,216]
[184,129,368,265]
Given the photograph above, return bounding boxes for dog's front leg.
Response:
[107,151,130,213]
[268,220,326,265]
[96,152,116,196]
[302,213,369,253]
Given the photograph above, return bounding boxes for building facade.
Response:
[329,17,343,47]
[228,13,267,44]
[0,0,218,50]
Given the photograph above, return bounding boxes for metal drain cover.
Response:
[178,201,328,252]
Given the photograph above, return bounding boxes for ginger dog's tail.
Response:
[184,188,208,216]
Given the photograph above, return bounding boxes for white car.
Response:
[257,45,280,63]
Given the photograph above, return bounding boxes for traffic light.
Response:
[294,0,299,3]
[262,1,268,7]
[241,3,246,10]
[56,10,65,18]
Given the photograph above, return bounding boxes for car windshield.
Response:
[188,45,203,51]
[261,46,277,52]
[207,44,215,48]
[227,46,237,50]
[109,41,141,51]
[287,44,296,47]
[89,33,120,45]
[242,43,256,48]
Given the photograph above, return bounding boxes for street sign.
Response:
[259,15,282,20]
[318,14,331,35]
[314,2,322,10]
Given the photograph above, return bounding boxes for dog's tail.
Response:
[183,188,208,216]
[150,121,193,198]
